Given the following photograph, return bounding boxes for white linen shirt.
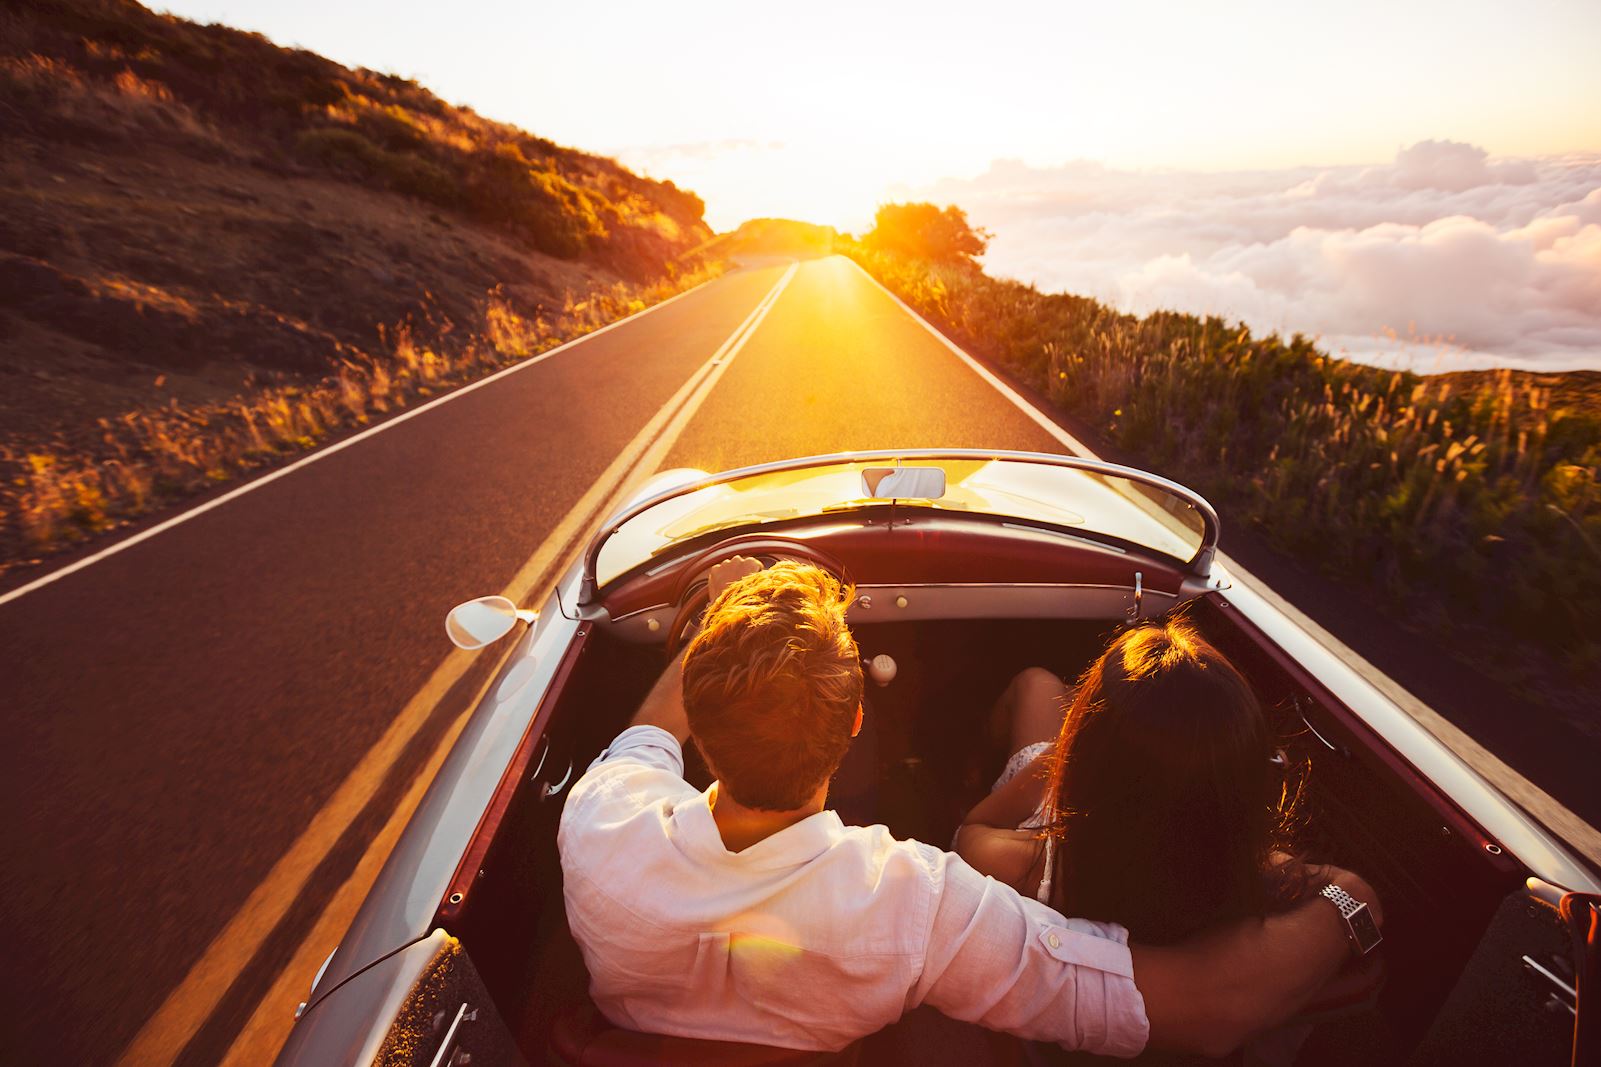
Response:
[557,726,1149,1056]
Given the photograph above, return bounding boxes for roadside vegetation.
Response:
[4,265,723,562]
[0,0,707,274]
[850,203,1601,690]
[0,0,724,570]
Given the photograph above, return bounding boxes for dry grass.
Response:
[1,262,724,565]
[846,244,1601,680]
[2,0,708,276]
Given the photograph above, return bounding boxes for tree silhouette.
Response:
[864,202,989,265]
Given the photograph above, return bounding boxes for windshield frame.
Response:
[580,449,1220,603]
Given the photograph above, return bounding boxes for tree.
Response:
[863,202,989,265]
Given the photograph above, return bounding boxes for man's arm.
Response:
[1133,866,1383,1056]
[627,555,764,746]
[629,648,690,744]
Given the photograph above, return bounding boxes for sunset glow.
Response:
[158,0,1601,230]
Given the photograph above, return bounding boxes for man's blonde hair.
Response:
[682,561,862,811]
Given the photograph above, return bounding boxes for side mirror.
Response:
[445,595,522,650]
[862,466,946,499]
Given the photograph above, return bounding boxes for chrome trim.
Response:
[1520,955,1577,1016]
[428,1002,471,1067]
[1299,711,1344,755]
[527,740,549,784]
[846,582,1175,624]
[277,932,449,1065]
[608,580,1175,642]
[580,449,1221,601]
[310,947,336,996]
[1527,876,1570,911]
[855,581,1144,590]
[1000,522,1129,553]
[541,759,574,801]
[1216,558,1601,892]
[609,603,670,624]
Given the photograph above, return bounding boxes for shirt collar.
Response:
[671,783,847,871]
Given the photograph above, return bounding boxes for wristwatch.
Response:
[1319,883,1382,956]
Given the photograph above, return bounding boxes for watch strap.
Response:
[1319,883,1364,920]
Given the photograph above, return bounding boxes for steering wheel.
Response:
[663,535,852,656]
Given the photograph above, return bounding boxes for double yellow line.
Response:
[115,261,798,1067]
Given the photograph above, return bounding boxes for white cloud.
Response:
[920,142,1601,372]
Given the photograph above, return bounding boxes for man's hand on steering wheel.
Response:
[707,554,764,602]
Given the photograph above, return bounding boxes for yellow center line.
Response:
[112,261,797,1067]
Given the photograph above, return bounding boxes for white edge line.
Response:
[0,272,725,608]
[844,253,1600,859]
[840,257,1099,458]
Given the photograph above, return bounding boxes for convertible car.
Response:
[275,450,1598,1066]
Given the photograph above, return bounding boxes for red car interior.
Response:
[424,521,1578,1066]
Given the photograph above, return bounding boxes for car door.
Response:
[1188,586,1600,1065]
[277,929,526,1066]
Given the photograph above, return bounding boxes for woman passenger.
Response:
[954,618,1309,945]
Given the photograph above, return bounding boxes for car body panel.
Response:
[276,449,1599,1065]
[278,932,449,1065]
[583,450,1222,600]
[1211,561,1599,895]
[303,572,584,1010]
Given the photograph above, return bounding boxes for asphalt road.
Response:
[1,255,1594,1065]
[0,265,786,1065]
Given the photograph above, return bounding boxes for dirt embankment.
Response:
[0,0,720,567]
[0,138,622,445]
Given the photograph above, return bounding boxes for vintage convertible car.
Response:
[275,450,1598,1066]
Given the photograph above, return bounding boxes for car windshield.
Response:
[594,455,1213,588]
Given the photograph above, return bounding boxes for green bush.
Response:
[292,126,385,175]
[864,202,988,265]
[845,242,1601,679]
[382,151,458,207]
[462,143,607,259]
[9,0,712,276]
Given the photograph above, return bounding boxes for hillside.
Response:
[0,0,718,563]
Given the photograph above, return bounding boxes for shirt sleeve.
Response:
[911,850,1149,1057]
[584,724,685,778]
[559,726,689,867]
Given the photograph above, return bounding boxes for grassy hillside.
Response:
[844,237,1601,704]
[0,0,722,566]
[695,218,839,259]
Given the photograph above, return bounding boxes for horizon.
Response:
[152,0,1601,372]
[156,0,1601,231]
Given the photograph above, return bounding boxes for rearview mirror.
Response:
[445,595,521,650]
[861,466,946,499]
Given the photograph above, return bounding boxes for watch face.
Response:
[1349,904,1382,953]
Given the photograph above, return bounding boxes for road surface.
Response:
[1,255,1594,1065]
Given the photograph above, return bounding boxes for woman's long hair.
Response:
[1040,619,1299,944]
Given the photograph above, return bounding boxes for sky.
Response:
[156,0,1601,370]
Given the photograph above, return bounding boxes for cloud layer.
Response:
[919,141,1601,372]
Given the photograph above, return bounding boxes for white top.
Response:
[557,726,1149,1056]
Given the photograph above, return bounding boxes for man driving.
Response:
[558,557,1382,1056]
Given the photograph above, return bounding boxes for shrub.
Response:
[292,125,385,175]
[845,243,1601,681]
[1,259,728,562]
[3,0,711,277]
[864,202,989,265]
[462,143,605,258]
